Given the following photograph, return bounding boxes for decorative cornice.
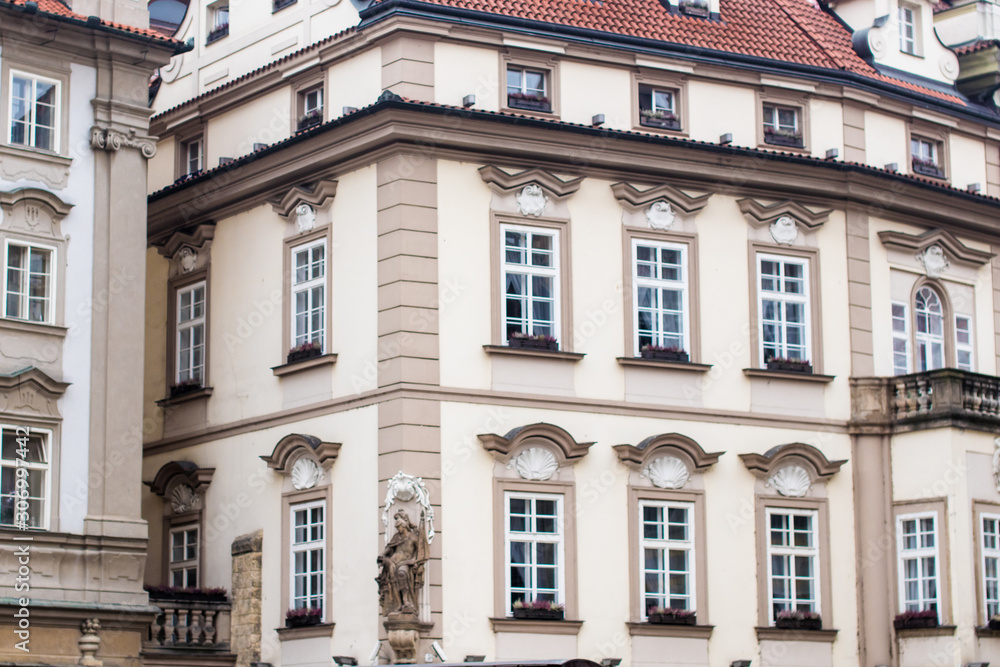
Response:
[613,433,724,470]
[145,460,216,496]
[0,188,74,219]
[737,198,833,229]
[90,127,157,159]
[610,182,711,215]
[478,423,594,464]
[155,223,216,257]
[268,179,339,217]
[260,433,342,472]
[478,165,584,200]
[739,443,847,479]
[877,228,994,265]
[0,366,70,396]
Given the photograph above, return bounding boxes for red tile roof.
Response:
[955,39,1000,56]
[391,0,966,105]
[2,0,185,45]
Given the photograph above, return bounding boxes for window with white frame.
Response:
[291,240,326,351]
[176,281,206,384]
[506,66,550,110]
[502,225,559,342]
[766,508,819,622]
[911,136,944,177]
[914,286,944,372]
[762,103,802,146]
[640,499,695,616]
[982,513,1000,622]
[290,500,325,615]
[4,241,54,323]
[892,302,910,375]
[897,512,939,617]
[169,525,199,588]
[183,137,203,176]
[298,86,324,129]
[10,72,59,152]
[633,239,688,354]
[899,5,917,54]
[505,492,564,613]
[0,427,50,530]
[638,85,678,127]
[955,314,973,371]
[758,254,810,364]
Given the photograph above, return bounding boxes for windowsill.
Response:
[975,626,1000,637]
[617,357,711,372]
[756,626,838,643]
[489,617,583,635]
[910,165,947,180]
[762,135,806,151]
[0,143,71,164]
[500,104,557,119]
[0,318,68,338]
[895,625,956,638]
[275,622,335,641]
[627,621,713,638]
[483,345,584,362]
[743,368,835,383]
[155,386,213,407]
[638,117,683,133]
[272,353,338,377]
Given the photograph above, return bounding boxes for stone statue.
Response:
[377,509,429,616]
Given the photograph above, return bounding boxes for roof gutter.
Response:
[359,0,1000,126]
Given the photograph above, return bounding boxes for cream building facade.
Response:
[0,0,182,665]
[140,0,1000,666]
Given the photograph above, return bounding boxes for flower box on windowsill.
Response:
[507,95,552,113]
[912,160,945,179]
[170,381,204,398]
[145,586,228,603]
[647,610,697,625]
[273,0,296,10]
[508,335,559,351]
[763,131,804,149]
[639,114,681,131]
[287,342,323,365]
[766,359,812,374]
[297,112,322,131]
[512,608,564,620]
[989,617,1000,631]
[894,611,939,630]
[206,23,228,44]
[286,607,323,628]
[640,347,689,363]
[775,612,822,631]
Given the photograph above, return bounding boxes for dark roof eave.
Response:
[147,97,1000,213]
[359,0,999,126]
[0,1,191,55]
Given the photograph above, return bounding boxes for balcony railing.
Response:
[852,369,1000,432]
[144,597,234,656]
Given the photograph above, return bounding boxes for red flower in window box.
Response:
[507,92,552,113]
[508,332,559,351]
[285,606,323,627]
[512,599,564,620]
[640,345,689,362]
[764,127,804,148]
[647,606,697,625]
[893,609,938,630]
[169,379,203,398]
[775,609,822,630]
[765,357,812,374]
[287,341,323,364]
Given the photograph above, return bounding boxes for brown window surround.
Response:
[893,498,952,625]
[174,125,206,180]
[164,512,202,587]
[0,424,60,531]
[632,71,689,136]
[974,500,1000,627]
[145,461,215,586]
[621,227,701,362]
[0,56,72,157]
[292,77,325,133]
[277,225,336,373]
[907,123,949,181]
[500,52,561,117]
[747,242,824,375]
[756,89,810,153]
[490,214,575,353]
[165,268,212,401]
[280,485,333,624]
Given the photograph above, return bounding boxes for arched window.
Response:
[914,286,944,371]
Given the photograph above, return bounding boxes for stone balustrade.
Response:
[145,597,232,651]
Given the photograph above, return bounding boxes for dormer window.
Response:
[506,66,551,113]
[899,4,917,55]
[638,85,680,131]
[910,136,944,179]
[762,104,803,148]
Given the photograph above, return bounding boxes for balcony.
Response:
[851,369,1000,433]
[142,597,236,667]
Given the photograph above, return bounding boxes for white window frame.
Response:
[639,499,695,618]
[211,3,229,28]
[766,507,820,623]
[303,86,324,116]
[911,136,937,166]
[897,511,940,618]
[8,70,60,152]
[504,491,565,615]
[168,524,200,588]
[892,301,910,375]
[501,223,560,342]
[506,65,548,99]
[175,281,207,384]
[982,512,1000,623]
[290,499,326,617]
[757,253,811,363]
[290,239,327,351]
[632,238,689,354]
[899,4,917,54]
[762,103,799,134]
[955,314,974,371]
[183,137,203,175]
[914,285,945,372]
[3,239,56,324]
[0,426,52,531]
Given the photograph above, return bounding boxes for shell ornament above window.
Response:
[508,447,559,481]
[170,484,200,513]
[291,457,323,490]
[516,184,549,217]
[642,455,691,489]
[767,464,812,497]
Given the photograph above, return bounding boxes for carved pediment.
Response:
[740,442,846,481]
[0,367,69,419]
[268,180,339,218]
[155,224,216,277]
[737,198,832,231]
[478,166,584,201]
[611,183,711,216]
[878,228,993,267]
[478,423,594,466]
[260,433,342,473]
[614,433,724,471]
[145,460,216,496]
[0,188,73,240]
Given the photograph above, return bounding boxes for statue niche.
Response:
[377,509,430,618]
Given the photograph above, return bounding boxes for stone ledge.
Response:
[756,626,838,642]
[489,617,583,635]
[895,624,956,638]
[275,622,335,641]
[744,368,835,383]
[272,353,338,377]
[617,357,712,372]
[627,621,713,638]
[484,345,585,361]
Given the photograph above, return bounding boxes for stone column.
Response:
[232,530,263,667]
